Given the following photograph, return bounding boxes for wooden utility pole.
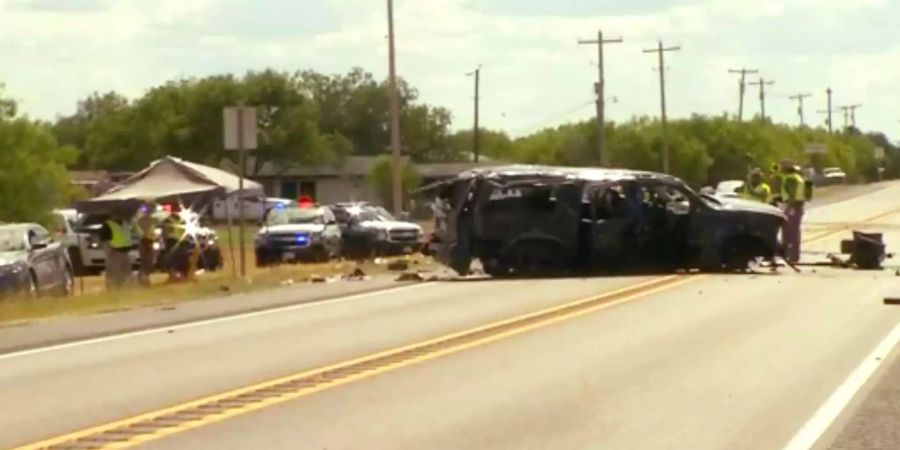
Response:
[386,0,402,215]
[467,66,481,163]
[643,40,680,174]
[748,78,775,123]
[579,30,622,166]
[728,68,758,121]
[838,105,852,130]
[816,88,835,133]
[789,93,812,126]
[847,104,862,129]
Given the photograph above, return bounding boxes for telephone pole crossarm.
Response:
[788,93,813,126]
[642,40,681,174]
[728,68,758,121]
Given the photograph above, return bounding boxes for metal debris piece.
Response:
[387,260,409,271]
[396,272,425,282]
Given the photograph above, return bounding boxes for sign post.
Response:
[224,107,258,278]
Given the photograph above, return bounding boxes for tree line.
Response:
[0,68,897,222]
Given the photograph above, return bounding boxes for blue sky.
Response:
[0,0,897,140]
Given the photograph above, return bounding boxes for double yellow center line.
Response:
[15,205,900,449]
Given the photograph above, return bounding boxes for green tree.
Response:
[0,93,76,223]
[369,156,421,212]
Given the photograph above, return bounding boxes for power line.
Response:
[788,93,812,127]
[579,30,623,167]
[643,40,681,174]
[509,99,596,137]
[748,77,775,123]
[728,68,758,121]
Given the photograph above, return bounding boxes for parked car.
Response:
[714,180,744,198]
[422,165,785,277]
[53,210,141,275]
[0,224,73,297]
[330,202,423,258]
[820,167,847,185]
[211,195,293,222]
[255,204,342,266]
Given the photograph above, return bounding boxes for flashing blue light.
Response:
[295,233,310,245]
[274,203,286,210]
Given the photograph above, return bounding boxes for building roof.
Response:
[68,170,110,184]
[254,156,398,178]
[254,156,499,179]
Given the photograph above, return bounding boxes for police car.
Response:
[329,202,423,258]
[254,199,343,266]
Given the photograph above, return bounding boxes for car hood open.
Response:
[359,220,422,231]
[712,196,785,218]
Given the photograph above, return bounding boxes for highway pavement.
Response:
[2,183,899,450]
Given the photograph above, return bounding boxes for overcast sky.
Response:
[1,0,897,140]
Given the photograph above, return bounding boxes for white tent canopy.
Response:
[76,156,263,214]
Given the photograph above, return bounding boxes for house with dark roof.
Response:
[251,156,500,204]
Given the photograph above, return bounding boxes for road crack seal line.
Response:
[15,206,900,450]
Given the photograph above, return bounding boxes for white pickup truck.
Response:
[52,209,141,276]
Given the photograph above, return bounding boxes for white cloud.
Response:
[0,0,896,140]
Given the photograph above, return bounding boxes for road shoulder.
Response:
[0,276,418,354]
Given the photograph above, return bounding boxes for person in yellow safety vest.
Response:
[134,203,158,287]
[780,165,807,263]
[100,210,135,290]
[742,169,772,203]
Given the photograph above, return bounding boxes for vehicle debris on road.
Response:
[420,165,786,277]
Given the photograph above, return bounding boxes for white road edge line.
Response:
[783,321,900,450]
[0,283,435,361]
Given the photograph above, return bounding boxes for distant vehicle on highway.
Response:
[820,167,847,185]
[255,204,342,266]
[211,196,294,222]
[0,223,73,297]
[330,202,423,258]
[422,165,785,276]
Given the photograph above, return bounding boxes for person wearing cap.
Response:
[100,208,135,290]
[781,165,807,263]
[134,203,158,287]
[742,168,772,203]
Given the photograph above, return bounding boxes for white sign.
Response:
[875,147,885,160]
[804,143,827,155]
[223,107,258,150]
[490,188,523,201]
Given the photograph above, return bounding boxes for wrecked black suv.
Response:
[422,165,785,276]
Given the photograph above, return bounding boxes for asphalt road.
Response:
[2,184,899,450]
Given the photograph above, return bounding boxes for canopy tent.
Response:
[76,156,263,215]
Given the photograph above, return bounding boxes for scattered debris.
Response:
[280,279,296,286]
[308,274,326,283]
[374,258,386,265]
[396,272,425,282]
[387,260,410,271]
[219,285,231,292]
[343,268,370,281]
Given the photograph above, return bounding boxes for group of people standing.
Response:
[99,204,188,290]
[741,163,811,263]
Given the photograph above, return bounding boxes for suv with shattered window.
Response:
[422,165,785,277]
